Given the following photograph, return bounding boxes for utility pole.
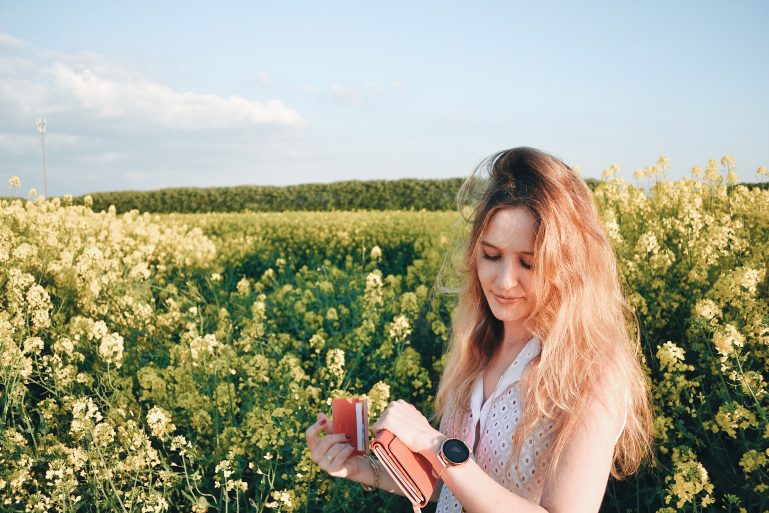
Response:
[36,117,47,197]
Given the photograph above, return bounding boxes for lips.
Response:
[493,293,524,303]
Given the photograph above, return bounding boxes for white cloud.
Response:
[80,151,125,163]
[0,131,80,153]
[329,85,364,106]
[0,32,314,196]
[257,72,273,86]
[391,80,406,91]
[47,62,303,129]
[0,33,305,131]
[0,33,29,50]
[364,81,383,93]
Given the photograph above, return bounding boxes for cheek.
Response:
[476,261,494,288]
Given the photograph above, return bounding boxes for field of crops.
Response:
[1,162,768,512]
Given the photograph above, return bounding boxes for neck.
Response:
[500,322,533,353]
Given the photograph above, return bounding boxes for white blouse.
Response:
[435,336,625,512]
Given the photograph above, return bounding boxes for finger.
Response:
[316,433,350,456]
[311,432,347,464]
[326,443,353,469]
[318,411,333,432]
[330,443,355,468]
[305,417,326,445]
[320,442,348,470]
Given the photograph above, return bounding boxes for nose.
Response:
[495,260,519,290]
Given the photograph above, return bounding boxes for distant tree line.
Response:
[69,177,608,214]
[3,177,765,213]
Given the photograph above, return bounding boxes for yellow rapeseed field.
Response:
[1,159,767,512]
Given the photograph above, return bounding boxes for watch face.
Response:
[443,438,470,464]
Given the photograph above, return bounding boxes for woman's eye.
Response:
[481,253,531,268]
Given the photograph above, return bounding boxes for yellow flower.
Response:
[712,324,745,361]
[70,397,103,440]
[22,337,44,355]
[325,348,345,384]
[738,449,767,475]
[713,402,758,437]
[265,490,293,510]
[92,422,116,447]
[146,405,176,440]
[664,447,714,509]
[367,381,391,418]
[601,163,620,181]
[720,155,736,170]
[656,341,685,372]
[309,332,325,353]
[388,314,412,342]
[236,277,251,296]
[693,299,721,325]
[8,176,21,189]
[98,332,124,368]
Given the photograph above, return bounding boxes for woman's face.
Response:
[476,207,536,324]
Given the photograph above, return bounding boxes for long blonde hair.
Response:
[431,147,653,483]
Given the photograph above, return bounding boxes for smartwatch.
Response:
[425,437,472,479]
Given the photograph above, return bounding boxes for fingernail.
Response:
[346,434,351,439]
[320,419,326,425]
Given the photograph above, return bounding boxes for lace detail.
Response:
[436,337,549,511]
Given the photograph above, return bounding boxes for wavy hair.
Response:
[430,147,653,483]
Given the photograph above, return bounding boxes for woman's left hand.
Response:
[371,399,445,454]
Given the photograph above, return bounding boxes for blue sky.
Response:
[1,1,767,196]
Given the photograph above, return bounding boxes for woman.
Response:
[305,147,654,512]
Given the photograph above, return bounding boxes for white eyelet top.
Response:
[435,336,626,511]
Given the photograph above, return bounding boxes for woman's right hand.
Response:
[305,411,361,480]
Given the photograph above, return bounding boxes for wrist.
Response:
[419,432,448,478]
[349,455,368,484]
[428,432,448,455]
[420,433,472,479]
[356,454,381,491]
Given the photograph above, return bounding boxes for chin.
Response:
[488,307,525,323]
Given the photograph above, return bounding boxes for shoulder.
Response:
[581,387,627,447]
[582,364,628,439]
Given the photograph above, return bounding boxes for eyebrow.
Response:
[480,240,534,255]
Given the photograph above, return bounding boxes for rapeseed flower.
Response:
[98,332,125,368]
[712,324,745,362]
[664,447,714,509]
[325,348,345,385]
[146,405,176,440]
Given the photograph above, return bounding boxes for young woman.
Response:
[305,147,654,512]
